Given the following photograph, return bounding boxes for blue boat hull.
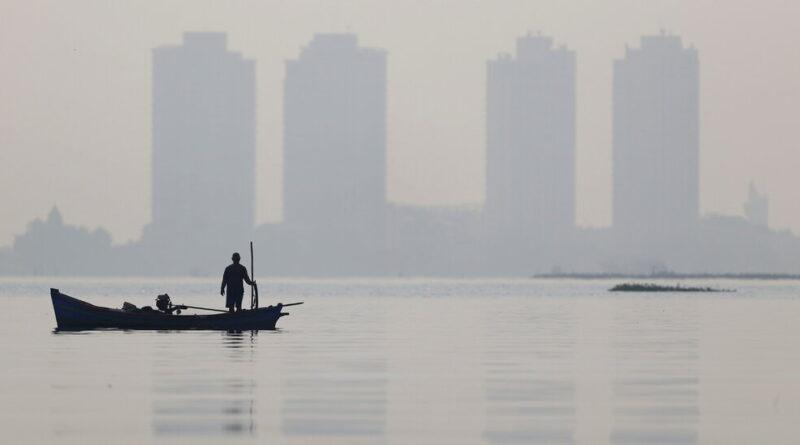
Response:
[50,288,287,330]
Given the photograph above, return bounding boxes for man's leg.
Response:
[226,292,234,312]
[235,292,243,312]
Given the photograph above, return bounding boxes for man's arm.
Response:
[221,268,228,295]
[243,267,254,286]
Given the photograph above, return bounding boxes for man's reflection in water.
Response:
[483,309,576,444]
[610,304,699,444]
[151,330,257,436]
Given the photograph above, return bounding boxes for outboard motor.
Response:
[156,294,179,314]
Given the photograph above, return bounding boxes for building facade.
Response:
[613,34,699,240]
[283,34,387,242]
[150,32,256,246]
[486,33,576,240]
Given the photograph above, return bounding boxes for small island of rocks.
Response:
[609,283,734,292]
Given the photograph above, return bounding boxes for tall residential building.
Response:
[486,33,576,239]
[283,34,387,239]
[613,33,699,239]
[150,32,255,242]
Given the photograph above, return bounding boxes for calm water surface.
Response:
[1,278,800,444]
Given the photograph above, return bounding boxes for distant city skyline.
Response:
[0,29,763,245]
[139,30,702,248]
[1,1,798,246]
[2,25,796,276]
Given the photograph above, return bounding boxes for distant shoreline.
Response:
[2,273,800,280]
[535,273,800,280]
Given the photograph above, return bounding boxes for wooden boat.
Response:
[50,288,290,330]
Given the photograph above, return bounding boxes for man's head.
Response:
[231,252,241,263]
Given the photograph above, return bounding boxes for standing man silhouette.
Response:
[220,252,255,312]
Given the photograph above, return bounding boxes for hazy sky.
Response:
[1,0,798,245]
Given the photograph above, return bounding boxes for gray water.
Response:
[1,278,800,444]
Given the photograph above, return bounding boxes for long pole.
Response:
[250,241,257,309]
[179,304,228,313]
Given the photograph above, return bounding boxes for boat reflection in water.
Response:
[151,330,257,436]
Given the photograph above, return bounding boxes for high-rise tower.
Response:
[150,32,255,244]
[613,34,699,240]
[486,33,576,239]
[283,34,387,241]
